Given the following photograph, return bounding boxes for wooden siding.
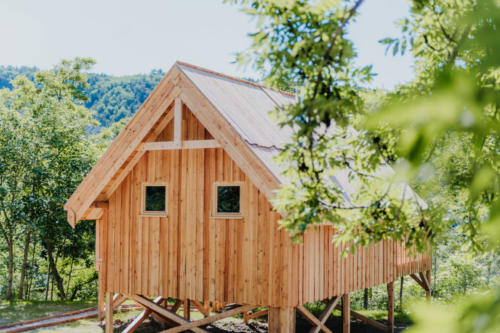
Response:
[101,106,292,307]
[98,105,430,308]
[289,226,432,306]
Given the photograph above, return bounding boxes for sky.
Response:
[0,0,414,90]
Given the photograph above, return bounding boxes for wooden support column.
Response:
[269,307,296,333]
[96,202,108,322]
[387,282,394,333]
[184,299,190,320]
[426,270,432,302]
[105,291,113,333]
[342,294,350,333]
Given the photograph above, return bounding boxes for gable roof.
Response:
[176,62,295,182]
[64,62,293,226]
[65,61,425,227]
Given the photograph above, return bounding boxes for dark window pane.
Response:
[217,186,240,213]
[145,186,166,211]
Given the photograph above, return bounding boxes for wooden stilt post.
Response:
[269,307,296,333]
[387,282,394,333]
[204,299,211,314]
[426,270,432,302]
[342,294,350,333]
[105,291,113,333]
[96,203,108,322]
[183,299,190,321]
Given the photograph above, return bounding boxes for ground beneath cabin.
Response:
[27,314,410,332]
[0,301,411,332]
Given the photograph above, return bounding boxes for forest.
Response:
[0,0,499,332]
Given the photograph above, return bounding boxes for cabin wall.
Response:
[288,226,432,306]
[100,106,292,307]
[97,104,431,308]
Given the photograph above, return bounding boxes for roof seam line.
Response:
[244,139,283,151]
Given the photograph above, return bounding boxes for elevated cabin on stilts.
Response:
[64,62,432,333]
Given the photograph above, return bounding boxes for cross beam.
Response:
[296,296,340,333]
[128,295,207,333]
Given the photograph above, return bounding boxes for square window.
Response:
[217,186,240,213]
[141,183,167,216]
[212,183,243,218]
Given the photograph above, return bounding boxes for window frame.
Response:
[140,182,168,217]
[212,181,243,219]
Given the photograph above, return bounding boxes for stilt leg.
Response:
[426,270,431,302]
[342,294,350,333]
[183,299,190,321]
[387,282,394,333]
[98,275,104,321]
[269,307,296,333]
[105,291,113,333]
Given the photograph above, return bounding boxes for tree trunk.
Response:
[363,288,369,309]
[45,256,51,301]
[18,231,31,299]
[66,258,74,296]
[47,244,66,299]
[399,276,404,311]
[6,240,14,299]
[27,237,37,299]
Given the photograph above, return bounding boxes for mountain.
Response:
[0,66,164,127]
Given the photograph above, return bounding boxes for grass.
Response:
[0,299,212,333]
[0,300,96,326]
[304,301,413,325]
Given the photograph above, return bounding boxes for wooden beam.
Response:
[65,76,182,224]
[179,79,281,203]
[183,299,190,321]
[96,203,108,322]
[129,295,206,333]
[173,98,182,147]
[410,274,427,291]
[335,305,388,332]
[387,282,394,333]
[192,300,210,317]
[183,140,221,149]
[112,294,127,310]
[419,272,431,292]
[243,309,268,323]
[105,292,113,333]
[171,300,182,313]
[140,140,221,151]
[296,305,332,333]
[310,296,340,333]
[103,107,175,199]
[342,294,350,333]
[122,309,151,333]
[425,270,432,301]
[268,307,297,333]
[122,296,163,333]
[80,207,103,220]
[161,304,255,333]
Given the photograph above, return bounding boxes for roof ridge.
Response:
[175,61,296,97]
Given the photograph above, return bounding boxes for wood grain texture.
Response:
[94,75,431,309]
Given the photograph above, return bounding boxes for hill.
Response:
[0,66,164,127]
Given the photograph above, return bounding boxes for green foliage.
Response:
[85,70,164,127]
[0,66,164,128]
[230,0,499,331]
[0,58,107,300]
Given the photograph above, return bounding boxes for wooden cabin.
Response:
[65,62,431,333]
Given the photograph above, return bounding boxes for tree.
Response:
[0,98,30,298]
[228,0,499,331]
[0,58,99,299]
